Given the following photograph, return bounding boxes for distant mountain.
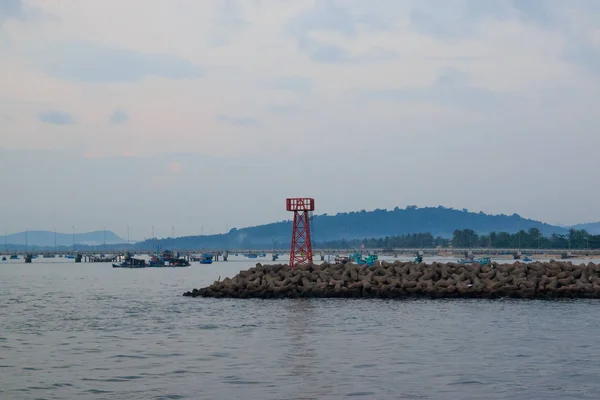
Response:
[1,230,125,248]
[570,222,600,235]
[134,206,569,250]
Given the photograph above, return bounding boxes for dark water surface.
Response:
[2,260,600,399]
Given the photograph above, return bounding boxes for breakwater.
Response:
[183,260,600,299]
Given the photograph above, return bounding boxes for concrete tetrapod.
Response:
[183,260,600,299]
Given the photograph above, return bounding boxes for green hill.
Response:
[134,205,569,250]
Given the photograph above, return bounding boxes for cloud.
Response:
[408,0,513,39]
[216,114,259,127]
[404,0,600,79]
[207,0,249,46]
[508,1,600,75]
[286,0,393,37]
[267,104,307,115]
[2,0,600,234]
[269,76,313,92]
[109,109,129,125]
[404,0,588,40]
[285,1,393,63]
[297,37,350,63]
[563,36,600,75]
[362,67,521,112]
[38,110,76,125]
[291,33,398,64]
[0,0,24,26]
[32,41,204,83]
[0,111,13,122]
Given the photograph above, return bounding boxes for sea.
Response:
[2,255,600,400]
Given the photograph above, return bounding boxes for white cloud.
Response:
[30,41,204,83]
[38,110,76,125]
[109,109,129,125]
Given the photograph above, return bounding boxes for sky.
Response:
[1,0,600,240]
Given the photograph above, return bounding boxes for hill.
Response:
[1,230,125,248]
[570,222,600,235]
[134,206,569,250]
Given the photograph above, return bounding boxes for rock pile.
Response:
[183,260,600,299]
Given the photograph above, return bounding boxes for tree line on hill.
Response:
[2,227,597,251]
[315,228,598,250]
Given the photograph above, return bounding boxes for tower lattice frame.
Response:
[286,198,315,268]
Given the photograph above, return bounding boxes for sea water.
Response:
[2,257,600,399]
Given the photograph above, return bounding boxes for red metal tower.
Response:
[286,198,314,267]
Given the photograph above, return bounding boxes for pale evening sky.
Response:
[1,0,599,240]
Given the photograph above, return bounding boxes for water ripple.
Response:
[3,262,600,399]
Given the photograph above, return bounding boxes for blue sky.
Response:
[1,0,599,239]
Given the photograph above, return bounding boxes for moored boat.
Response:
[147,247,190,267]
[113,257,146,268]
[474,257,491,266]
[113,252,146,268]
[199,253,214,264]
[458,257,491,266]
[350,252,378,266]
[334,255,349,264]
[148,256,190,267]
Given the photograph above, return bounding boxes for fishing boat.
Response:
[148,247,190,267]
[113,256,146,268]
[349,252,362,262]
[199,253,214,264]
[350,253,378,266]
[366,254,378,265]
[458,257,491,266]
[334,255,349,264]
[148,256,190,267]
[148,257,190,268]
[475,257,492,266]
[170,258,190,267]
